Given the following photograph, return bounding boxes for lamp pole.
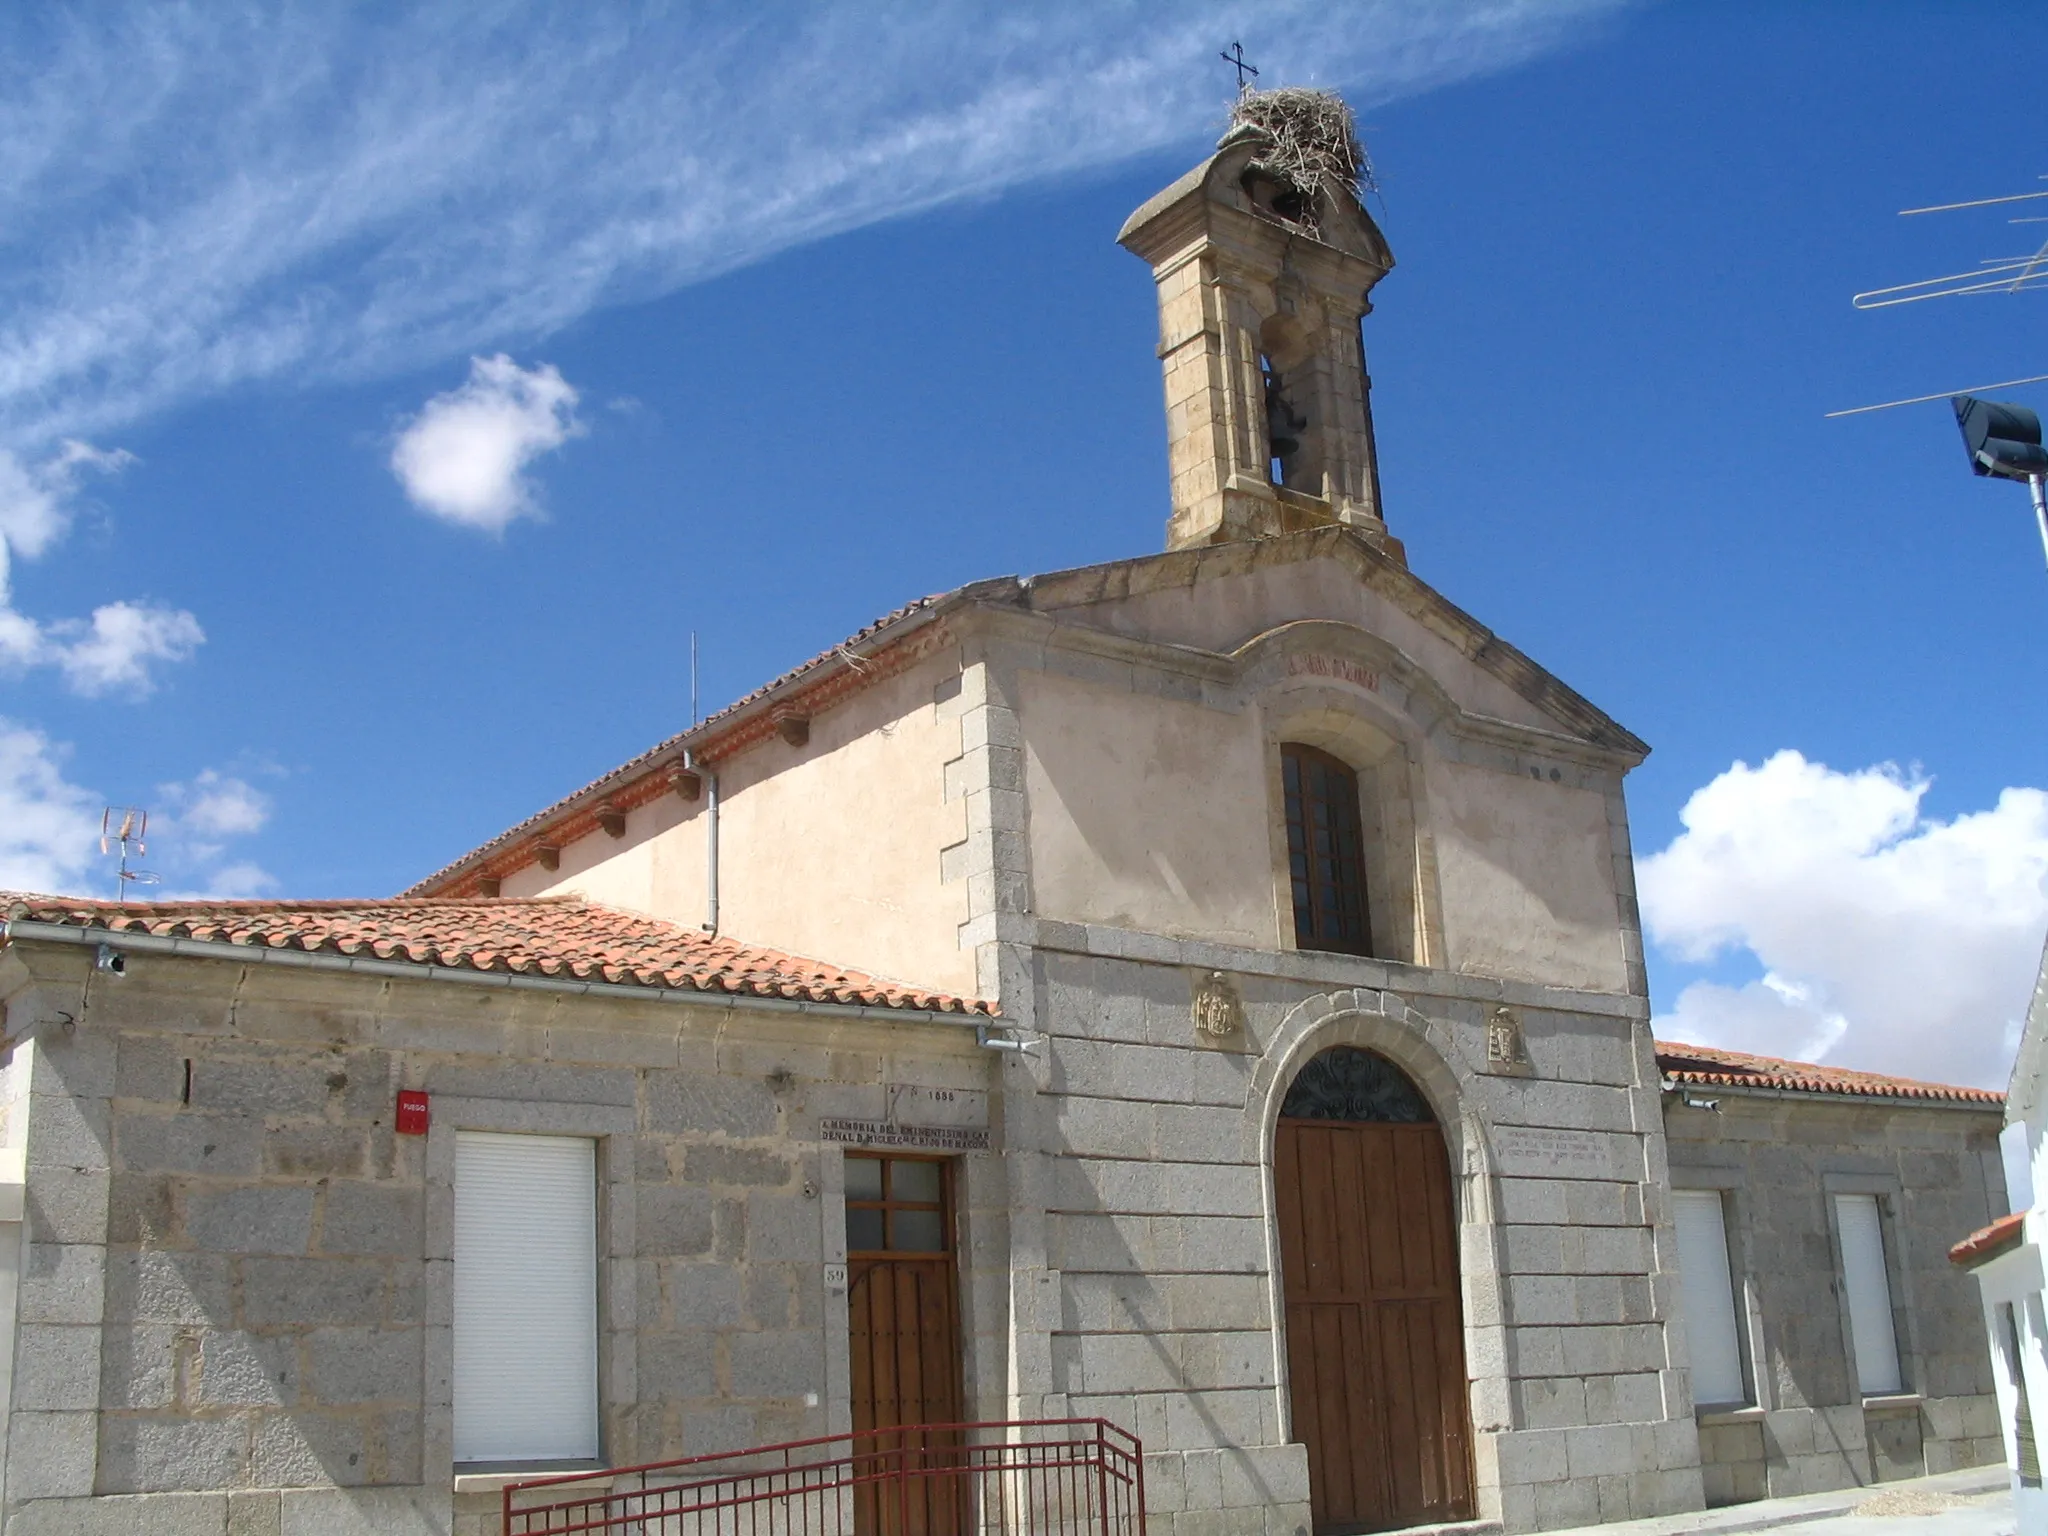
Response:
[2031,474,2048,571]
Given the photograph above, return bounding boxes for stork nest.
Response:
[1229,87,1375,233]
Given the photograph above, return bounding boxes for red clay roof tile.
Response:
[1655,1038,2001,1107]
[1951,1211,2026,1267]
[1,894,994,1017]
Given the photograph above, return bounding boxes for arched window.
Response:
[1282,742,1373,956]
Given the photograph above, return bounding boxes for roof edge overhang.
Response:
[403,578,1021,897]
[1017,527,1650,762]
[1951,1211,2027,1270]
[411,528,1650,900]
[0,917,995,1029]
[1661,1074,2004,1113]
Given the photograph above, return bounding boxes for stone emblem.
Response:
[1191,970,1246,1042]
[1484,1005,1533,1076]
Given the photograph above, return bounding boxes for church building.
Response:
[0,92,2007,1536]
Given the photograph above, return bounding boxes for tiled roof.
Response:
[1950,1211,2027,1269]
[402,588,999,898]
[0,894,995,1016]
[1655,1039,2002,1107]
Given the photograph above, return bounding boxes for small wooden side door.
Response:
[1276,1118,1475,1534]
[846,1155,965,1536]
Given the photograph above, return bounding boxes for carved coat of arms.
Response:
[1485,1005,1533,1076]
[1191,970,1246,1041]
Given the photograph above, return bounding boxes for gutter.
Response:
[1659,1076,1999,1114]
[1,919,1000,1033]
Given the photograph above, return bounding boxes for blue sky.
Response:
[3,2,2044,1086]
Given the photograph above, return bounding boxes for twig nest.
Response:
[1228,87,1374,233]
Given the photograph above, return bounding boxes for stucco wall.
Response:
[1666,1095,2005,1505]
[1013,656,1632,996]
[1429,759,1629,995]
[504,655,975,999]
[1019,669,1277,951]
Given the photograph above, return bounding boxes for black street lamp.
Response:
[1953,394,2048,567]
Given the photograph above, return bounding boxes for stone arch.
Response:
[1247,988,1506,1515]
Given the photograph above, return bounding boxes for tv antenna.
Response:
[1853,176,2048,309]
[101,806,159,901]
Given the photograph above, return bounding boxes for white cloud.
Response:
[0,442,202,696]
[0,3,1624,453]
[162,768,272,841]
[1638,750,2048,1091]
[390,355,581,531]
[48,600,206,696]
[0,719,103,894]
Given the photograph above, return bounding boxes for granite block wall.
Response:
[1667,1093,2006,1506]
[1016,931,1703,1536]
[0,941,997,1536]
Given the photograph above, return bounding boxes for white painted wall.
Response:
[505,655,975,997]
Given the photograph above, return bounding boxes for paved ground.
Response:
[1555,1467,2015,1536]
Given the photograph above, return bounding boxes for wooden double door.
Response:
[1276,1111,1475,1534]
[846,1154,965,1536]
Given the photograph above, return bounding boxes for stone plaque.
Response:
[886,1084,987,1129]
[1191,970,1246,1043]
[1484,1006,1533,1076]
[820,1118,991,1152]
[823,1263,848,1295]
[1493,1126,1614,1179]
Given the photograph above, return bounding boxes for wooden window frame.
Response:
[1282,741,1375,958]
[844,1153,954,1259]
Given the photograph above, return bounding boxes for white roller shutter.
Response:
[1673,1189,1747,1408]
[1835,1193,1903,1395]
[454,1131,599,1463]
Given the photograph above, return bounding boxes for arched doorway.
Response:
[1275,1047,1475,1534]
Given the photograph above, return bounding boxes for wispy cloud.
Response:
[391,355,581,532]
[1639,751,2048,1090]
[0,2,1623,458]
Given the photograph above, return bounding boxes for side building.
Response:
[1658,1042,2005,1503]
[1951,936,2048,1536]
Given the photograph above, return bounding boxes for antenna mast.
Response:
[100,807,159,901]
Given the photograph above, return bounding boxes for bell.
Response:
[1266,368,1306,459]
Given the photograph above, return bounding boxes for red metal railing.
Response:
[501,1418,1145,1536]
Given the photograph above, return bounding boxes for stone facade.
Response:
[0,939,992,1534]
[1018,936,1696,1535]
[1667,1093,2005,1506]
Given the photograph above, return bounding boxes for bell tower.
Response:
[1119,92,1400,558]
